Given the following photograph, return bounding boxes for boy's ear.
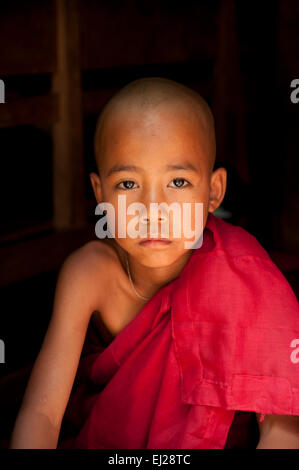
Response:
[208,167,227,213]
[89,172,102,204]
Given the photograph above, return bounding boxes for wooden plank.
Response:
[0,0,56,76]
[212,0,249,184]
[80,1,218,70]
[0,221,53,245]
[52,0,86,229]
[0,94,59,128]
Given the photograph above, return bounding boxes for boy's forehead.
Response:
[94,78,216,174]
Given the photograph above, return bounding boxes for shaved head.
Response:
[94,77,216,176]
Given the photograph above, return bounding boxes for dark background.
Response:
[0,0,299,446]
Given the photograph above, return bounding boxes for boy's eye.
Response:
[168,178,190,189]
[115,180,138,190]
[115,178,190,190]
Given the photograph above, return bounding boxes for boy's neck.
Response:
[111,239,193,299]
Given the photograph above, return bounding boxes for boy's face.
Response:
[91,101,226,268]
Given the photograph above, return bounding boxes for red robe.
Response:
[58,213,299,449]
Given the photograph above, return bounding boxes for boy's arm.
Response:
[10,245,103,449]
[256,413,299,449]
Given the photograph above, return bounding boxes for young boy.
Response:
[11,78,299,449]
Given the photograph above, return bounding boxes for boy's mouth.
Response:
[138,238,172,247]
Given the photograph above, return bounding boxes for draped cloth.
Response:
[58,213,299,449]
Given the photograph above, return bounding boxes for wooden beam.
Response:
[79,2,218,70]
[0,0,56,77]
[212,0,249,184]
[0,221,53,245]
[52,0,85,229]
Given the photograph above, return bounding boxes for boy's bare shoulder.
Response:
[63,239,119,277]
[59,240,121,310]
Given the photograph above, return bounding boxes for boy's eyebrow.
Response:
[166,163,198,172]
[106,165,141,177]
[106,162,199,177]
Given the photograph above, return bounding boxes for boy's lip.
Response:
[138,238,172,246]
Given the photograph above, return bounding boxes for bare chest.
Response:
[88,237,151,344]
[91,259,147,345]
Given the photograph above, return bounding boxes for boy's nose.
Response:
[139,204,168,226]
